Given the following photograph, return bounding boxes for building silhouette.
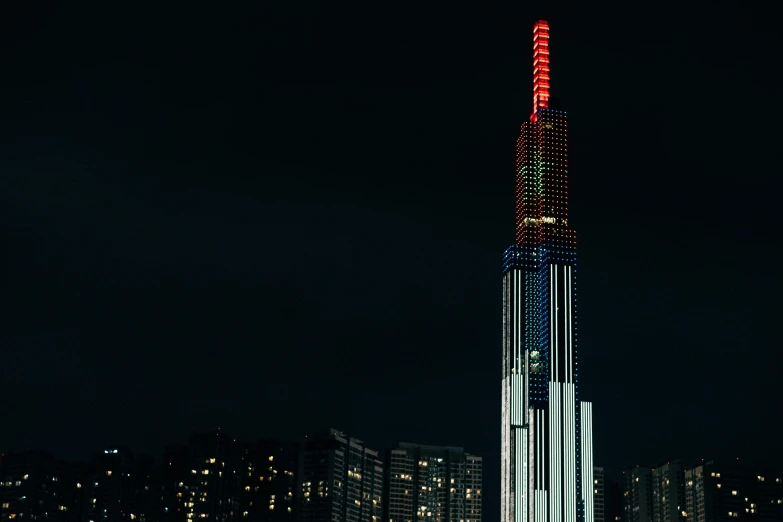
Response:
[623,468,653,522]
[238,440,298,521]
[0,451,83,522]
[83,447,157,522]
[297,430,382,522]
[685,461,782,522]
[652,463,686,522]
[384,443,482,522]
[595,468,605,522]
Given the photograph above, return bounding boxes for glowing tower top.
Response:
[532,20,551,119]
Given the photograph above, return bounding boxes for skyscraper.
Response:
[298,429,383,522]
[238,440,299,521]
[180,431,243,522]
[623,468,653,522]
[383,442,482,522]
[652,463,686,522]
[500,19,594,522]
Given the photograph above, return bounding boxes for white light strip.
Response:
[550,381,562,522]
[502,377,510,522]
[568,266,573,385]
[549,382,554,522]
[530,408,536,522]
[566,266,570,384]
[554,264,558,383]
[581,402,594,522]
[550,265,555,382]
[514,270,518,374]
[567,384,576,522]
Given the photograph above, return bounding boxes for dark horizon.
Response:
[2,2,782,521]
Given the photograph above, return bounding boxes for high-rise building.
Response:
[500,19,595,522]
[0,451,83,522]
[180,432,243,522]
[298,429,383,522]
[159,443,189,522]
[83,447,159,522]
[595,468,605,522]
[623,468,653,522]
[652,463,686,522]
[383,443,482,522]
[685,461,782,522]
[238,440,298,521]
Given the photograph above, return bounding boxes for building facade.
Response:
[0,451,83,522]
[623,468,653,522]
[238,441,298,521]
[83,447,158,522]
[595,468,605,522]
[384,443,482,522]
[685,461,783,522]
[500,19,594,522]
[652,463,685,522]
[298,430,383,522]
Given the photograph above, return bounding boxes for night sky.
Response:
[2,1,782,520]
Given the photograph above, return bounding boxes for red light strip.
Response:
[532,20,550,119]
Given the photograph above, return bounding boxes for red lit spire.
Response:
[532,20,550,120]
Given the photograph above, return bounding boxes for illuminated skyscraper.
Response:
[500,20,594,522]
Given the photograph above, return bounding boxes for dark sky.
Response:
[1,1,782,520]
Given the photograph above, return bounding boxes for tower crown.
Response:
[532,20,550,120]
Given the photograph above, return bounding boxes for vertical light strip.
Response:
[538,409,542,489]
[530,408,536,522]
[581,402,594,522]
[563,266,568,385]
[588,403,594,522]
[567,384,576,522]
[514,270,518,374]
[517,270,521,372]
[516,427,520,522]
[550,383,562,522]
[557,384,562,522]
[567,265,571,384]
[525,426,530,522]
[554,264,558,383]
[568,266,573,385]
[549,382,555,522]
[519,270,523,371]
[566,384,570,522]
[563,384,569,522]
[549,265,554,382]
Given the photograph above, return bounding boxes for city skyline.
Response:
[2,3,783,522]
